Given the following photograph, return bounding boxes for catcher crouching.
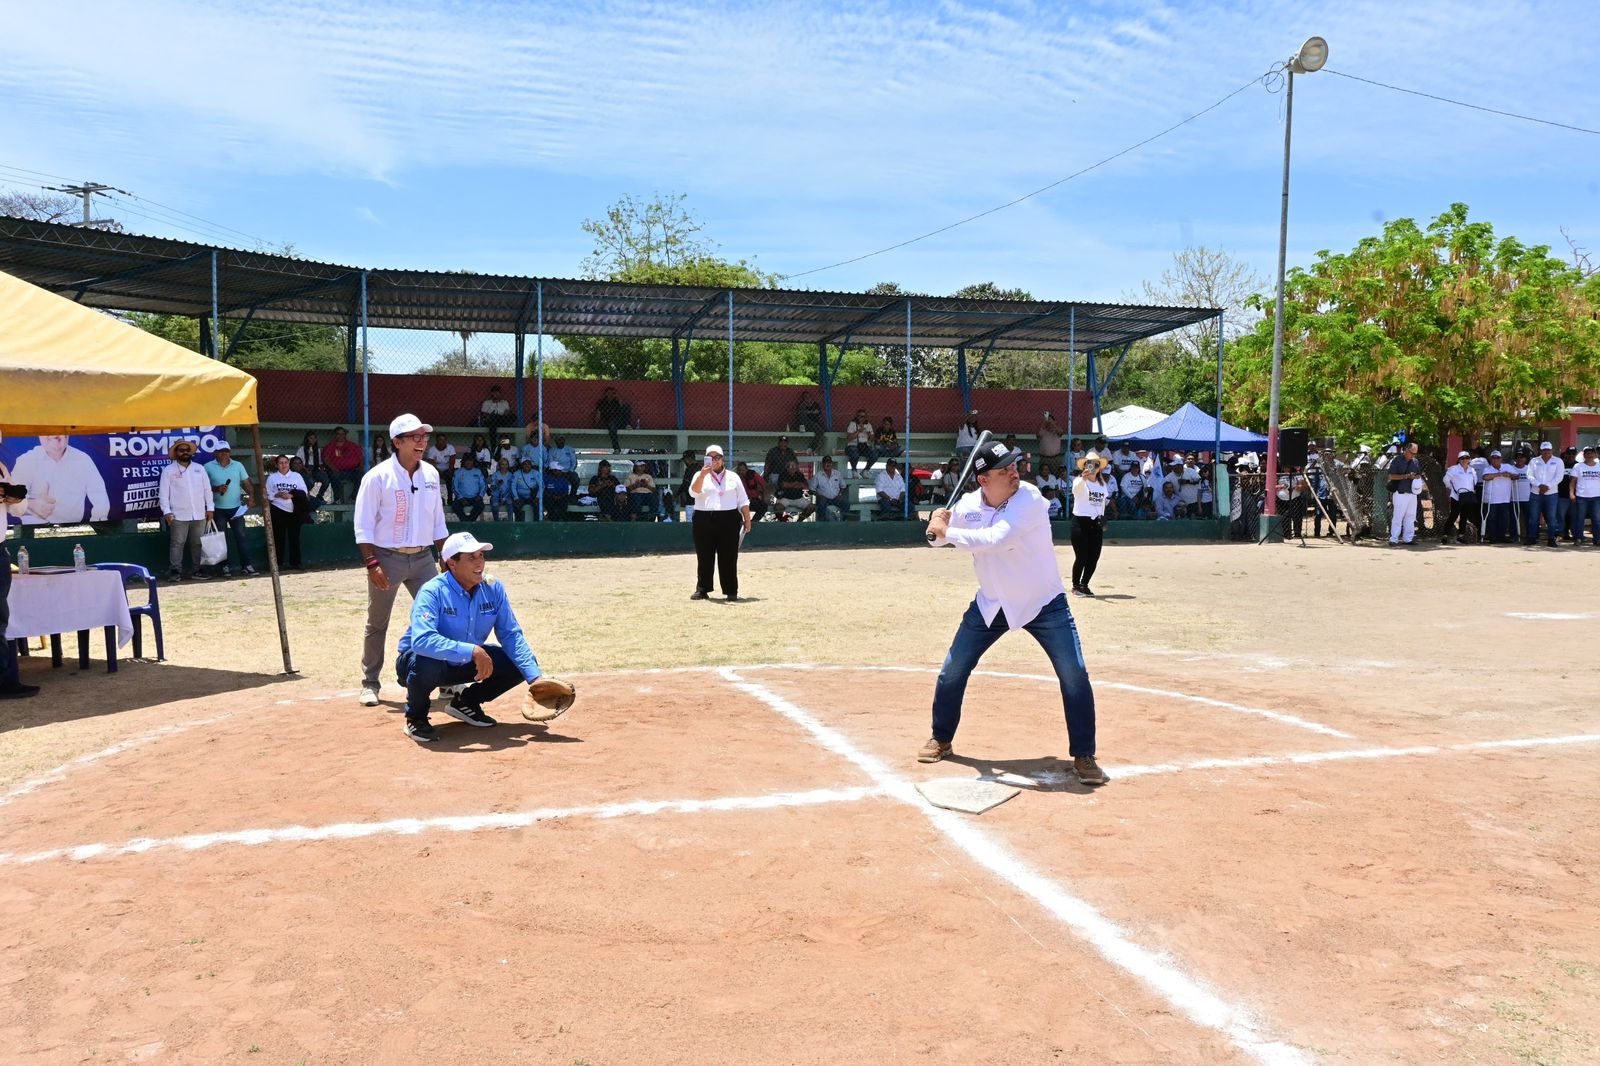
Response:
[394,531,576,743]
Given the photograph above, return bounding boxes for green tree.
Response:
[122,311,349,372]
[1226,203,1600,445]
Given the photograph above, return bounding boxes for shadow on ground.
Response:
[2,658,294,733]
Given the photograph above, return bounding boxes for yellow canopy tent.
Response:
[0,268,293,671]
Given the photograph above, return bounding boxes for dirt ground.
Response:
[2,537,1597,1064]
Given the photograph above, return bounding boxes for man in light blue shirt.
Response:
[394,532,555,743]
[450,453,487,522]
[203,441,256,576]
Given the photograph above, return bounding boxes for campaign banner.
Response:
[0,427,232,525]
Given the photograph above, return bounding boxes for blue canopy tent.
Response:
[1106,402,1267,453]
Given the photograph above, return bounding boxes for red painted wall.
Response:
[252,370,1099,436]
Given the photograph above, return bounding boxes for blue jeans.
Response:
[845,443,876,470]
[395,643,530,721]
[1525,492,1558,543]
[815,493,844,521]
[1487,502,1515,543]
[1575,496,1600,544]
[930,594,1096,756]
[224,512,252,569]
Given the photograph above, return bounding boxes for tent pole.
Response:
[250,422,295,673]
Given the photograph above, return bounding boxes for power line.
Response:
[778,70,1270,282]
[1323,68,1600,137]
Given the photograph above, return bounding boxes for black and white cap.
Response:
[972,440,1023,476]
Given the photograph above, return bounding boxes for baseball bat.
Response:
[926,430,992,543]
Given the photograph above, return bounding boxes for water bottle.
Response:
[15,546,27,576]
[73,543,87,571]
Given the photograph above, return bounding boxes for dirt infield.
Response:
[2,541,1597,1063]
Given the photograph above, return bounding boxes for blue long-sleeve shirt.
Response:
[511,469,539,499]
[453,466,487,500]
[491,470,515,499]
[398,571,542,681]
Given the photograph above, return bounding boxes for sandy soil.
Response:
[2,538,1597,1063]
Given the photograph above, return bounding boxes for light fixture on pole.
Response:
[1262,35,1326,532]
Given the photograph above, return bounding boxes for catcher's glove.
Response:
[523,677,576,722]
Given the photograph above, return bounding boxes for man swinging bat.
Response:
[395,532,576,744]
[922,440,1106,785]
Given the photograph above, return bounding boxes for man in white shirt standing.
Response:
[1571,444,1600,546]
[1480,450,1516,543]
[1440,450,1480,545]
[1524,441,1564,548]
[354,413,449,706]
[875,459,907,519]
[922,441,1104,784]
[157,438,215,581]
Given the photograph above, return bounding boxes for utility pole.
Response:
[45,181,127,227]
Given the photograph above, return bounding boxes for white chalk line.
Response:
[1100,733,1600,782]
[736,663,1355,740]
[1504,612,1598,621]
[0,785,886,867]
[719,667,1311,1066]
[0,712,240,810]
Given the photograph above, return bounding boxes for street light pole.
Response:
[1262,37,1326,537]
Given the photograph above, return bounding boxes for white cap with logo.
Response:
[389,413,434,439]
[441,531,493,562]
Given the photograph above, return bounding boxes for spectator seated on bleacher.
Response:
[1154,480,1185,521]
[467,434,492,468]
[736,462,768,522]
[1017,456,1035,484]
[1037,460,1066,515]
[1118,467,1148,518]
[764,436,799,480]
[955,412,982,458]
[771,460,812,522]
[875,417,903,459]
[518,424,547,471]
[793,391,825,452]
[495,436,519,467]
[452,454,487,522]
[490,458,516,521]
[323,426,365,503]
[543,467,572,521]
[876,459,907,519]
[511,458,539,518]
[676,449,699,518]
[546,434,578,493]
[810,456,845,521]
[588,460,621,521]
[288,456,325,514]
[625,461,658,521]
[594,386,633,452]
[478,384,511,439]
[296,430,332,507]
[427,433,458,503]
[845,410,877,474]
[1109,443,1138,477]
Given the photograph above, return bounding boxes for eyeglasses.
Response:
[400,433,430,442]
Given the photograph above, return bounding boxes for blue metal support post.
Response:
[1214,310,1229,519]
[672,337,685,430]
[818,341,832,430]
[209,250,220,359]
[956,346,969,413]
[1087,349,1101,434]
[1066,307,1075,449]
[536,280,544,523]
[360,272,370,455]
[725,291,734,458]
[903,299,912,520]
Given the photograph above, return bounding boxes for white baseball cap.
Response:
[1457,450,1470,459]
[441,531,493,561]
[389,413,434,439]
[1539,441,1553,450]
[1490,450,1502,457]
[704,444,725,456]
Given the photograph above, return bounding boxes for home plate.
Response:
[915,778,1020,815]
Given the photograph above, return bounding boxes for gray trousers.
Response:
[361,547,439,686]
[169,518,206,575]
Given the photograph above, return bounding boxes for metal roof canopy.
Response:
[0,217,1218,352]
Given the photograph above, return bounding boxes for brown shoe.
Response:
[917,737,953,763]
[1073,756,1108,785]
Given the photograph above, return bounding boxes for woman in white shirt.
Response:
[1070,451,1112,596]
[265,453,309,570]
[688,444,752,601]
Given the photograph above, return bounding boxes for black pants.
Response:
[1070,516,1103,590]
[692,508,742,596]
[396,644,524,722]
[1443,491,1479,540]
[270,505,303,568]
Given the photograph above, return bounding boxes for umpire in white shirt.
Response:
[1440,450,1479,544]
[158,438,215,581]
[354,413,449,705]
[922,440,1105,785]
[688,444,752,601]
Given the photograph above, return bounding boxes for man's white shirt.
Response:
[1527,456,1565,493]
[1572,461,1600,498]
[158,460,213,522]
[875,470,906,499]
[1510,464,1532,503]
[354,456,448,548]
[1442,464,1478,499]
[810,468,843,499]
[930,481,1062,630]
[12,443,110,524]
[1480,465,1515,505]
[1119,471,1144,498]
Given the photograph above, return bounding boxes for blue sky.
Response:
[3,0,1597,309]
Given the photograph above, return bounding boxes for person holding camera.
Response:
[1070,450,1112,596]
[689,445,752,602]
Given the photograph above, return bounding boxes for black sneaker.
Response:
[0,681,41,700]
[190,571,212,582]
[405,718,438,743]
[442,696,496,728]
[690,588,709,600]
[168,570,184,582]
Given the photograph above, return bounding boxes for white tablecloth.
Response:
[5,570,134,648]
